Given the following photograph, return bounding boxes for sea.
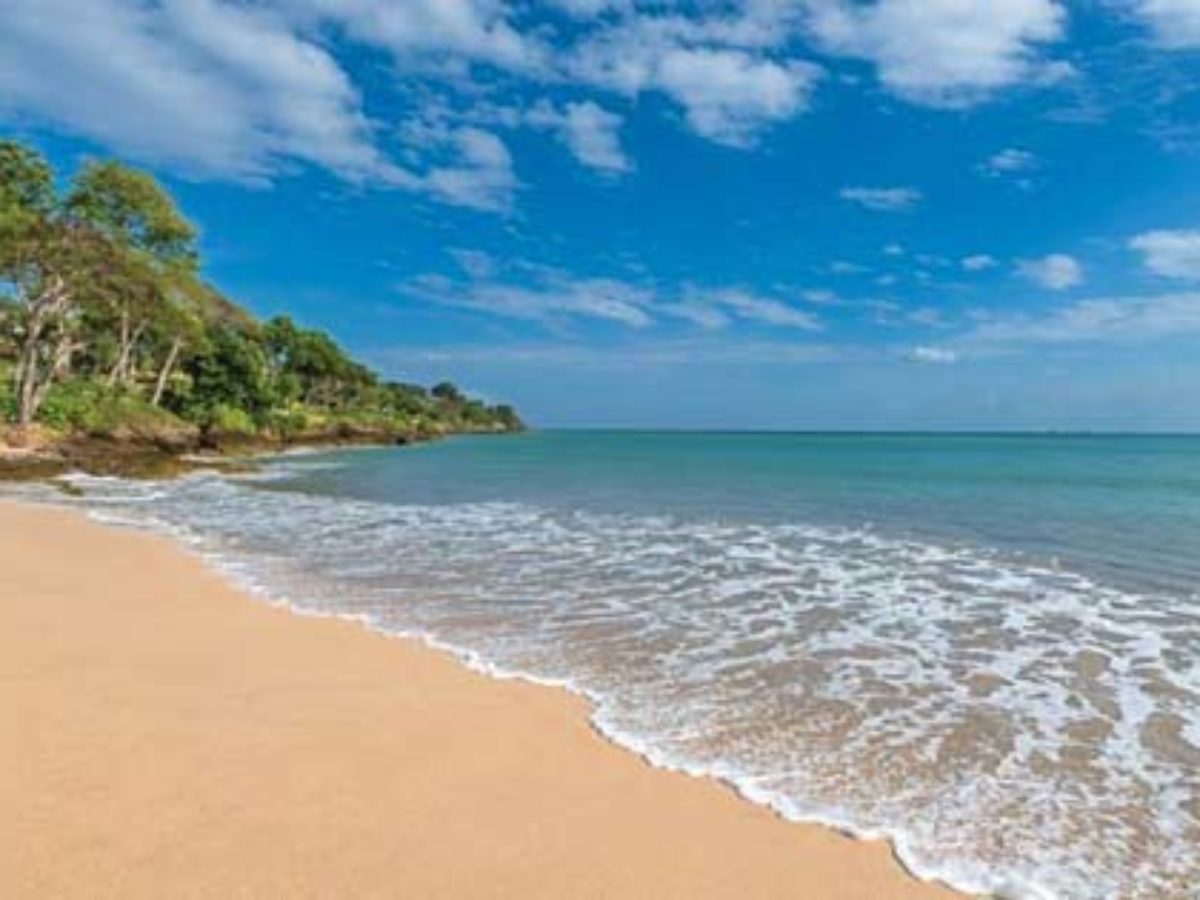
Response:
[11,432,1200,899]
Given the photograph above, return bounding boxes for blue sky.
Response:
[3,1,1200,429]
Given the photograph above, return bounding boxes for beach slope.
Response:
[1,499,957,899]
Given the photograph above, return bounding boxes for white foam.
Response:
[8,472,1200,899]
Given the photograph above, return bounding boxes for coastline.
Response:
[0,423,523,484]
[1,497,960,899]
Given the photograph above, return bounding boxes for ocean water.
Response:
[14,432,1200,899]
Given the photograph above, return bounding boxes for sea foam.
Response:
[13,469,1200,899]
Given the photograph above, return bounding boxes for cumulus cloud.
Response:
[1018,253,1084,290]
[962,254,999,272]
[570,18,819,146]
[0,0,388,182]
[528,100,631,174]
[285,0,547,74]
[1127,0,1200,48]
[0,0,1095,212]
[804,0,1069,107]
[840,186,923,211]
[1130,229,1200,279]
[0,0,535,212]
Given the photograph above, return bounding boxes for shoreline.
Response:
[0,425,524,484]
[2,497,961,899]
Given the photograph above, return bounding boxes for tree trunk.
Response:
[14,275,72,427]
[107,311,148,389]
[27,332,82,421]
[106,309,147,389]
[151,335,183,407]
[107,308,129,387]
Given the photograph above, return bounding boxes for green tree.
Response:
[180,324,273,425]
[0,140,83,426]
[66,160,196,389]
[0,143,198,425]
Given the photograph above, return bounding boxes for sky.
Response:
[3,1,1200,430]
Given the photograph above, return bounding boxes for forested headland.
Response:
[0,139,522,475]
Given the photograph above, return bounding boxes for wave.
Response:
[10,470,1200,899]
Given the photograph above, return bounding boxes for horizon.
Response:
[4,1,1200,430]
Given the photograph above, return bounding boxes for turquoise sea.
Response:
[23,432,1200,899]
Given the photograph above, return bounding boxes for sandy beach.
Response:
[1,498,958,899]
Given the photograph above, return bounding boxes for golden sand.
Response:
[1,499,960,899]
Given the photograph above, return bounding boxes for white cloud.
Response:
[883,242,905,256]
[654,48,817,146]
[1018,253,1084,290]
[802,288,842,305]
[403,268,821,332]
[662,302,734,330]
[1128,0,1200,48]
[840,186,923,211]
[420,127,518,212]
[406,271,656,328]
[285,0,546,74]
[570,20,820,146]
[968,292,1200,343]
[389,337,851,369]
[0,0,388,182]
[0,0,534,212]
[0,0,821,204]
[805,0,1069,107]
[962,254,999,272]
[705,289,823,330]
[830,260,868,274]
[980,147,1039,176]
[528,100,631,174]
[1130,229,1200,279]
[909,345,959,364]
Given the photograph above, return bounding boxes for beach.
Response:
[1,498,956,899]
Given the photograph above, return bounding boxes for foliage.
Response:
[0,138,523,443]
[37,380,183,437]
[204,403,257,437]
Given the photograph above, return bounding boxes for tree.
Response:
[180,324,273,423]
[0,144,197,425]
[1,138,524,442]
[66,161,196,389]
[0,141,81,426]
[146,285,204,407]
[431,381,463,404]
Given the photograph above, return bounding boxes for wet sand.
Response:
[1,499,960,899]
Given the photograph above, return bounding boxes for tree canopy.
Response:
[0,138,522,444]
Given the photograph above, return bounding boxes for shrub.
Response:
[206,402,256,436]
[38,380,191,440]
[37,379,107,431]
[266,407,310,440]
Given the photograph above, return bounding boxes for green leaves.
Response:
[0,140,55,216]
[66,160,196,270]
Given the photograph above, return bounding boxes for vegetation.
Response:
[0,138,522,458]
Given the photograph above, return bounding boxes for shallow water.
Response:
[14,432,1200,898]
